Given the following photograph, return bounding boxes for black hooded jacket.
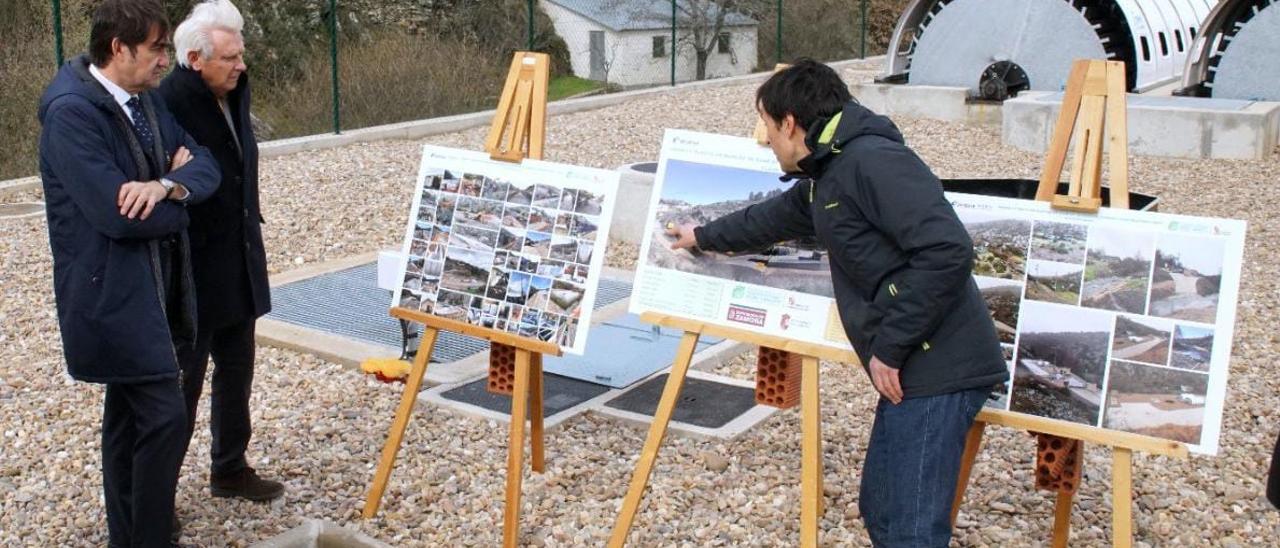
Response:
[695,101,1008,398]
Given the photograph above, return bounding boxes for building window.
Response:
[653,36,665,58]
[717,32,731,54]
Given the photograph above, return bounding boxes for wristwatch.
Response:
[159,178,177,198]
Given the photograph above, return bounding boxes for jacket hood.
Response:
[38,55,117,123]
[793,101,905,179]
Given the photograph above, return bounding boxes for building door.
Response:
[589,30,606,80]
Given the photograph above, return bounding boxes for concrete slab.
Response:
[850,83,1003,127]
[591,368,777,441]
[250,519,391,548]
[1003,91,1280,160]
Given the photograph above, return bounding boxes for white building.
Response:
[542,0,759,88]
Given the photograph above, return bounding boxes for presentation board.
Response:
[632,129,1245,454]
[394,145,619,355]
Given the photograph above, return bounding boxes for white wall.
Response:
[542,2,759,88]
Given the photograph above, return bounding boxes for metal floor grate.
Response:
[267,262,633,363]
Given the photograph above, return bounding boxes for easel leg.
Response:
[530,353,545,474]
[1112,448,1134,548]
[607,332,701,548]
[1052,489,1075,548]
[503,349,534,548]
[363,328,439,519]
[801,356,821,548]
[950,421,987,526]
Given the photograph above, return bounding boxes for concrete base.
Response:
[850,83,1003,127]
[1003,92,1280,160]
[611,162,659,245]
[250,519,390,548]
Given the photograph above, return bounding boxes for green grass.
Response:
[548,76,603,101]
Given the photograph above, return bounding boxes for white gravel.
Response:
[2,61,1279,546]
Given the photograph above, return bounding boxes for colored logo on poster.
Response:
[727,304,767,327]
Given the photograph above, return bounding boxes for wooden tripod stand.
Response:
[950,59,1189,547]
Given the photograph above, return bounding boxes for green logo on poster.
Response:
[733,286,747,299]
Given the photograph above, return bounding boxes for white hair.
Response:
[175,0,245,68]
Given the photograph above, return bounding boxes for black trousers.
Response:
[1269,429,1280,510]
[178,318,256,477]
[103,378,186,547]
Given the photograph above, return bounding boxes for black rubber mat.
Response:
[604,373,758,429]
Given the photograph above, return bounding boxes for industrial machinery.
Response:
[1177,0,1280,100]
[881,0,1216,100]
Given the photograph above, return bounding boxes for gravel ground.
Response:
[3,61,1279,546]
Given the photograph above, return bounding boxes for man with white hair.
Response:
[159,0,279,501]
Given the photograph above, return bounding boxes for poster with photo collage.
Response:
[393,145,618,355]
[954,192,1246,455]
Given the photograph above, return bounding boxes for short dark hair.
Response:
[756,58,853,133]
[89,0,171,67]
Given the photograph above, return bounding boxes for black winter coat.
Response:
[158,67,270,330]
[696,101,1008,398]
[38,55,221,383]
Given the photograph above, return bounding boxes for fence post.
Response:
[329,0,340,134]
[860,0,868,59]
[52,0,65,68]
[775,0,782,65]
[527,0,534,51]
[669,0,677,86]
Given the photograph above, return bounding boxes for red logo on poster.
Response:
[726,305,767,327]
[780,313,791,330]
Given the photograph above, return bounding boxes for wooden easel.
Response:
[949,59,1189,547]
[362,51,554,548]
[608,312,860,547]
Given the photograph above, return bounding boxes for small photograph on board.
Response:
[422,259,444,279]
[549,235,578,263]
[441,176,460,193]
[506,271,532,305]
[436,196,457,225]
[420,190,439,212]
[433,290,469,322]
[536,259,566,279]
[523,231,553,258]
[440,246,493,295]
[503,205,531,228]
[455,196,502,228]
[574,240,595,264]
[1149,235,1225,323]
[482,177,514,201]
[553,212,574,236]
[430,224,450,244]
[425,243,445,262]
[505,183,534,205]
[452,223,499,251]
[1010,301,1111,426]
[486,268,510,301]
[1025,260,1084,305]
[558,318,579,347]
[459,173,483,197]
[421,274,440,295]
[1102,360,1208,444]
[958,209,1031,281]
[571,215,599,240]
[1170,324,1214,372]
[1030,221,1088,264]
[532,184,561,208]
[410,238,431,258]
[526,275,553,309]
[528,207,555,233]
[1081,227,1155,314]
[559,189,577,211]
[412,220,432,242]
[423,173,442,191]
[547,279,585,316]
[647,158,832,297]
[575,189,604,214]
[1111,315,1173,366]
[417,292,436,314]
[975,276,1021,344]
[405,256,425,277]
[497,225,525,252]
[517,308,541,338]
[537,311,563,342]
[516,253,541,275]
[398,291,422,311]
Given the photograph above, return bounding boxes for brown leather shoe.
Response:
[210,467,284,501]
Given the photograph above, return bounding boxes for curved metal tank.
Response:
[1177,0,1280,101]
[881,0,1214,98]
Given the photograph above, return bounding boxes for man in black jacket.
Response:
[38,1,221,544]
[669,60,1008,546]
[159,0,280,501]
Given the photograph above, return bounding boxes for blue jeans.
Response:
[859,387,989,547]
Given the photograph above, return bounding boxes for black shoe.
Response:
[210,467,284,501]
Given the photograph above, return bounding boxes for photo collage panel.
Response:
[399,169,607,350]
[958,208,1229,448]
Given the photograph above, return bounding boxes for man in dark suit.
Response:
[38,1,220,544]
[159,0,279,501]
